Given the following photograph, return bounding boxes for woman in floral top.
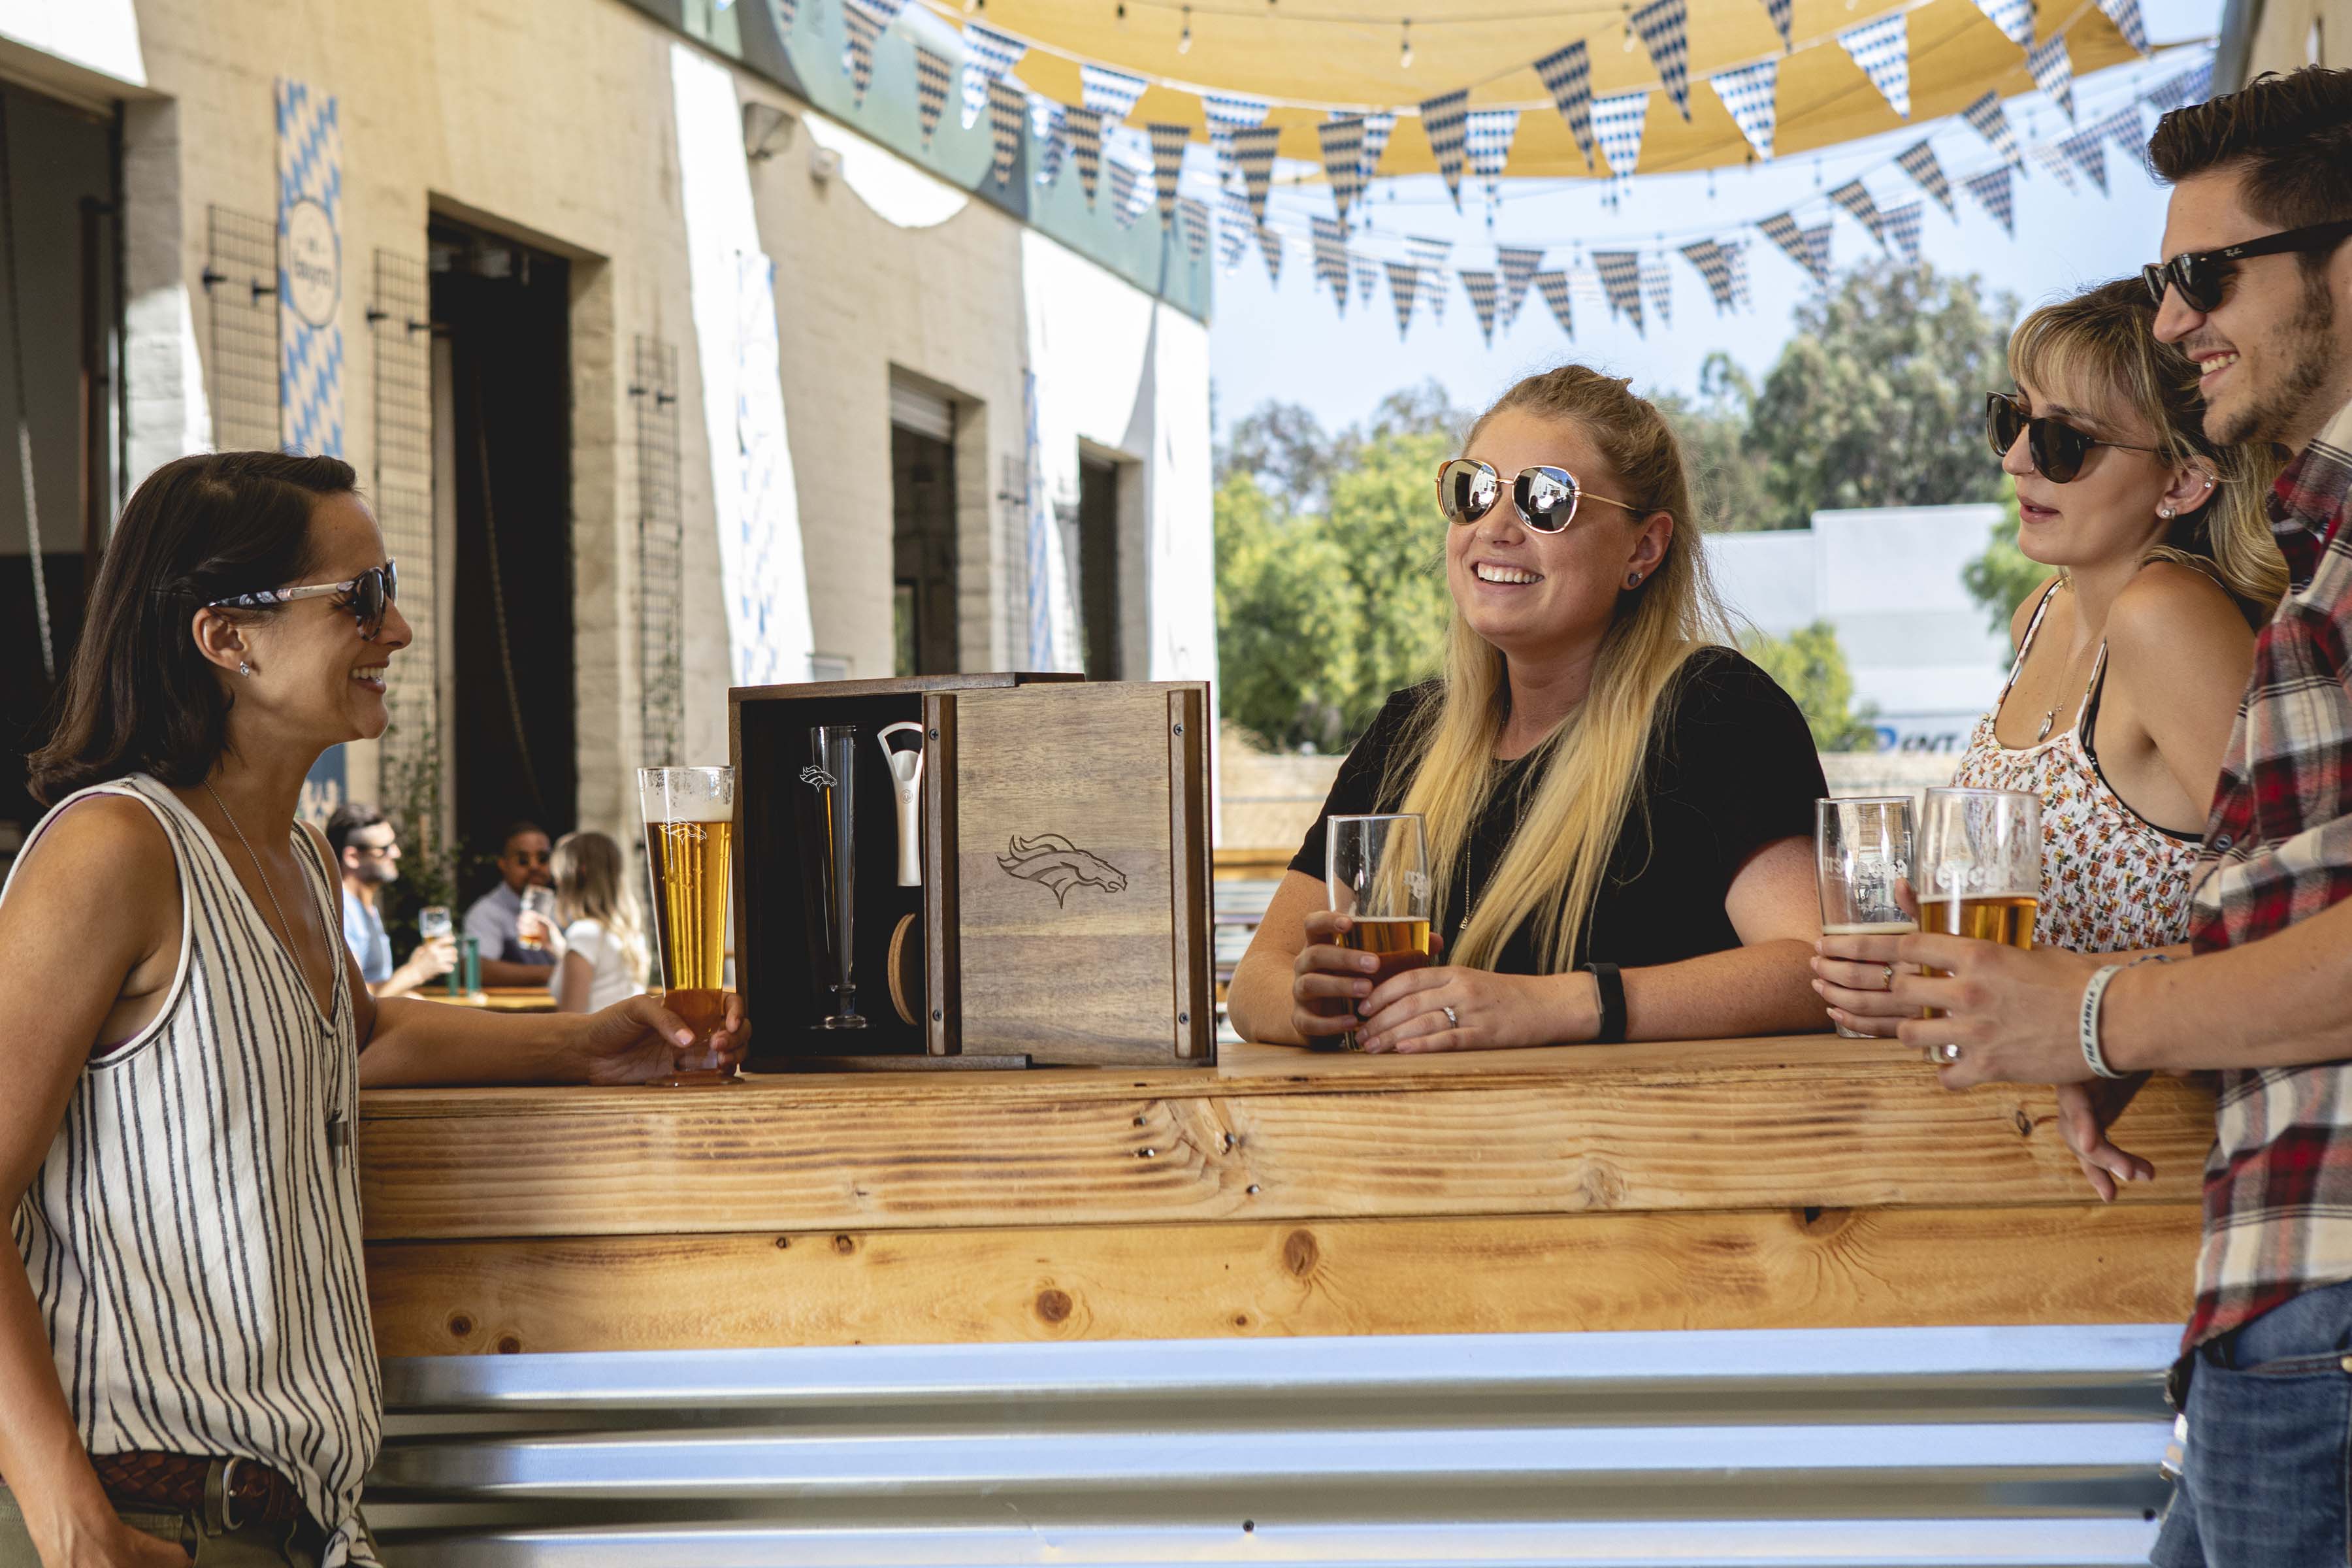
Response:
[1816,278,2283,1032]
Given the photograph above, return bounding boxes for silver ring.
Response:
[1442,1005,1460,1027]
[1881,965,1895,990]
[1937,1042,1961,1063]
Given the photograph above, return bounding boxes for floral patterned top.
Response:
[1950,580,2202,955]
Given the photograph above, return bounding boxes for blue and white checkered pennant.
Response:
[1107,152,1144,228]
[1180,196,1209,258]
[1839,11,1910,118]
[1311,215,1349,307]
[1961,90,2022,165]
[2098,0,2150,53]
[1593,90,1648,202]
[1802,221,1834,283]
[960,22,1026,128]
[1067,105,1106,206]
[1678,239,1736,312]
[1710,58,1778,160]
[1497,245,1543,325]
[1628,0,1693,121]
[1359,112,1396,191]
[1231,124,1281,225]
[2031,140,2080,192]
[1593,250,1646,335]
[914,45,953,145]
[1030,95,1068,186]
[1895,137,1956,215]
[841,0,906,105]
[1149,122,1190,226]
[1218,186,1252,270]
[1354,253,1381,310]
[1410,235,1452,323]
[1420,90,1472,211]
[1258,221,1284,286]
[1723,239,1752,308]
[1465,108,1518,216]
[1081,62,1148,123]
[2145,60,2211,114]
[1829,178,1887,248]
[1534,42,1597,167]
[275,78,342,457]
[1535,269,1576,338]
[1459,269,1502,346]
[1972,0,2034,47]
[2055,125,2108,193]
[1882,199,1925,263]
[1758,210,1820,284]
[2027,33,2075,122]
[1318,116,1367,225]
[1758,0,1793,50]
[1961,165,2016,236]
[1641,252,1673,328]
[1384,260,1419,339]
[987,77,1026,186]
[1202,90,1269,184]
[2097,103,2146,156]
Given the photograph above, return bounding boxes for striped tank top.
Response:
[2,775,380,1565]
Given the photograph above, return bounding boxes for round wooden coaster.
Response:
[887,912,921,1026]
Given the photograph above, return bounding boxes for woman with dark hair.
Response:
[0,453,748,1567]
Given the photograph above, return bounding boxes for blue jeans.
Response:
[2153,1274,2352,1567]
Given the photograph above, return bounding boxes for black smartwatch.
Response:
[1583,961,1627,1044]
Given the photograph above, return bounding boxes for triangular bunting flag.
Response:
[1801,222,1835,284]
[2056,125,2109,194]
[1895,138,1957,216]
[913,45,953,146]
[1465,109,1519,215]
[1257,222,1284,286]
[1961,165,2016,236]
[1829,179,1888,249]
[1108,154,1144,229]
[1972,0,2034,48]
[1569,263,1607,306]
[1420,90,1472,212]
[1535,269,1576,338]
[2031,140,2080,193]
[1360,113,1396,192]
[1354,253,1381,311]
[2098,0,2150,53]
[1593,250,1646,335]
[1080,62,1147,123]
[1410,235,1452,324]
[1724,239,1752,310]
[1961,90,2022,165]
[1203,91,1268,187]
[1318,116,1367,226]
[2027,34,2075,122]
[1231,125,1281,226]
[1068,106,1105,207]
[841,0,906,106]
[1882,199,1925,264]
[1384,259,1419,339]
[1642,252,1673,329]
[1838,12,1911,119]
[1497,246,1544,325]
[1218,188,1251,271]
[1030,95,1069,186]
[987,78,1026,186]
[1179,197,1209,259]
[1758,211,1820,284]
[2098,103,2146,155]
[1628,0,1693,121]
[1148,122,1190,226]
[1311,216,1350,308]
[1678,240,1736,312]
[1710,59,1779,160]
[960,22,1026,129]
[1459,269,1501,346]
[1593,90,1648,205]
[1759,0,1793,51]
[2145,61,2211,114]
[1535,42,1597,167]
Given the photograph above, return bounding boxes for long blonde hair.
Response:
[2009,278,2287,620]
[1382,366,1733,974]
[550,830,649,987]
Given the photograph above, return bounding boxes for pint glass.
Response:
[638,766,737,1085]
[1915,787,2040,1019]
[1816,796,1915,1039]
[1326,813,1431,1051]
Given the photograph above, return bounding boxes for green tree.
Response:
[1658,353,1776,532]
[1745,258,2019,529]
[1742,620,1879,752]
[1961,494,2049,636]
[1214,470,1365,751]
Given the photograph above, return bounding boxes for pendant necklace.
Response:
[205,781,304,979]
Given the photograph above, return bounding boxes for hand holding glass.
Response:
[1914,787,2040,1021]
[1325,813,1432,1052]
[638,766,738,1085]
[1815,796,1915,1040]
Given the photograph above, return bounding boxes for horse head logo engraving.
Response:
[997,833,1128,907]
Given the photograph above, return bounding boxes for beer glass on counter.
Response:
[1914,787,2040,1016]
[1816,796,1915,1040]
[638,765,737,1085]
[1326,813,1431,1051]
[797,725,866,1031]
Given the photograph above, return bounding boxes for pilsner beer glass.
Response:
[1816,796,1916,1039]
[1915,787,2040,1018]
[638,766,738,1085]
[517,887,555,951]
[1325,813,1431,1052]
[417,906,452,942]
[797,726,865,1030]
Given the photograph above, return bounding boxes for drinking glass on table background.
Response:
[1325,813,1431,1052]
[638,765,737,1085]
[517,887,556,950]
[1815,796,1916,1040]
[1914,787,2041,1017]
[417,905,451,942]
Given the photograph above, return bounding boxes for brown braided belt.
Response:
[91,1452,306,1530]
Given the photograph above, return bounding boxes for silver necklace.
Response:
[204,781,305,978]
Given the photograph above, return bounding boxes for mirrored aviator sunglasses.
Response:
[1435,459,1585,532]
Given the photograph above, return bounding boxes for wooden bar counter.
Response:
[359,1037,2215,1358]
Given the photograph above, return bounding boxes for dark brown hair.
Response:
[27,451,355,806]
[325,802,389,860]
[2148,67,2352,241]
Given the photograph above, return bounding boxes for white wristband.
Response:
[2079,953,2171,1080]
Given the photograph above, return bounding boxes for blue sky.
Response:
[1205,0,2225,436]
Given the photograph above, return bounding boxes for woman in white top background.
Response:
[519,831,650,1013]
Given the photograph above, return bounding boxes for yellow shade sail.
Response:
[945,0,2142,176]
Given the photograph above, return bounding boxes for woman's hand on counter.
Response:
[1809,930,1913,1038]
[1354,964,1597,1053]
[1289,909,1378,1046]
[566,993,751,1085]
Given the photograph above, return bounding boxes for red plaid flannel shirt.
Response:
[2183,395,2352,1349]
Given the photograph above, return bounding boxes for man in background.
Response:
[327,802,457,999]
[464,820,561,987]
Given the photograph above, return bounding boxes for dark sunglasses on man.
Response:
[1984,393,2161,484]
[1435,457,1646,533]
[2140,218,2352,314]
[206,560,399,642]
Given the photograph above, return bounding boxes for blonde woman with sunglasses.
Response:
[1227,367,1831,1054]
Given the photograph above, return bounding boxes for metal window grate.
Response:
[370,251,437,785]
[632,336,684,766]
[203,206,279,451]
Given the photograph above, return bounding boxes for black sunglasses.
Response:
[1985,393,2161,484]
[206,560,400,642]
[2141,218,2352,313]
[1435,458,1644,533]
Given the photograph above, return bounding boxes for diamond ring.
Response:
[1937,1042,1961,1063]
[1882,965,1895,989]
[1442,1005,1460,1027]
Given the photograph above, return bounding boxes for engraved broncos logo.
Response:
[996,834,1128,907]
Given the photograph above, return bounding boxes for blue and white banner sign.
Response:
[276,78,342,456]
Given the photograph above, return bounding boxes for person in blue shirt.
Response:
[327,802,455,998]
[461,820,562,987]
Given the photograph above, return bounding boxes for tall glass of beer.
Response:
[1816,795,1916,1039]
[1914,787,2040,1015]
[637,765,737,1085]
[1325,813,1431,1051]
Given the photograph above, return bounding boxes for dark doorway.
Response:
[429,218,574,894]
[890,380,958,677]
[1077,451,1121,679]
[0,84,118,855]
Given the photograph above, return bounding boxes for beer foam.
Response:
[638,777,733,823]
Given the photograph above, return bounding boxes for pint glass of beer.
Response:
[1816,796,1915,1039]
[1325,813,1431,1051]
[1915,787,2040,1017]
[637,766,736,1085]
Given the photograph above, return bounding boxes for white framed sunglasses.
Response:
[1435,459,1645,533]
[206,560,399,641]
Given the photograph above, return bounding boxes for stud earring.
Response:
[1625,572,1642,589]
[2159,505,2176,519]
[238,661,253,677]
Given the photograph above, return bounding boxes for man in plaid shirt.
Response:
[1855,67,2352,1567]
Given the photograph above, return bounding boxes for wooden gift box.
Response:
[728,674,1215,1070]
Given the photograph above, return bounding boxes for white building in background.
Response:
[1711,504,2014,755]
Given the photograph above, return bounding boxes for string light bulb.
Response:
[1179,5,1193,50]
[1399,18,1413,68]
[1116,1,1128,27]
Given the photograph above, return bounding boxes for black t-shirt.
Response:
[1290,647,1827,973]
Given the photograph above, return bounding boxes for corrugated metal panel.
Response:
[369,1324,2176,1565]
